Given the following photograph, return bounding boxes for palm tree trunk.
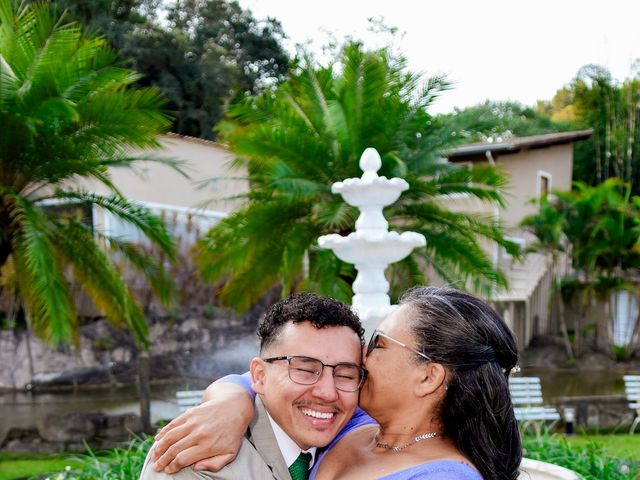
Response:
[556,285,574,359]
[551,255,573,360]
[24,304,35,381]
[137,348,152,433]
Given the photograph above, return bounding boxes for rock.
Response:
[37,411,143,444]
[0,312,260,391]
[101,413,143,440]
[31,366,113,391]
[2,427,62,454]
[39,411,100,442]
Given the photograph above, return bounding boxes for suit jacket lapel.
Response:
[248,396,291,480]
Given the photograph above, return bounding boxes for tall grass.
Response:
[523,433,639,480]
[35,436,153,480]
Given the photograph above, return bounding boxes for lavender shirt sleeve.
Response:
[215,372,256,399]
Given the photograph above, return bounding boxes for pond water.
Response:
[1,337,261,434]
[0,382,214,433]
[0,367,633,435]
[519,368,629,401]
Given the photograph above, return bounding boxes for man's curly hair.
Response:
[258,293,364,352]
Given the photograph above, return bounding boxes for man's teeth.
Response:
[301,408,334,419]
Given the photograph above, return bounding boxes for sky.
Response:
[238,0,640,114]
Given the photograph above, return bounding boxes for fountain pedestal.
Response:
[318,148,426,335]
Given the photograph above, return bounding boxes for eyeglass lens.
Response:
[366,331,379,357]
[288,356,363,392]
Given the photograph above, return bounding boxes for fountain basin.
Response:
[318,231,426,265]
[332,176,408,208]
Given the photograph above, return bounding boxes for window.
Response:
[537,171,552,200]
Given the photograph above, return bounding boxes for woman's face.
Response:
[359,304,425,418]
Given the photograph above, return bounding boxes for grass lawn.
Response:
[565,433,640,461]
[0,454,84,480]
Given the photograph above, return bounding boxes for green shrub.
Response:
[523,433,639,480]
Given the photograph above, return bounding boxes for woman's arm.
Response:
[151,373,256,474]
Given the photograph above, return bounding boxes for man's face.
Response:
[250,321,362,450]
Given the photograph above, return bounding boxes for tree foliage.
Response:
[0,0,175,346]
[196,42,519,312]
[542,65,640,191]
[440,100,571,144]
[53,0,290,140]
[525,179,640,282]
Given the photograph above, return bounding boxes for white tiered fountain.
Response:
[318,148,426,335]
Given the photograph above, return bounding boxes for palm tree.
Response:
[524,179,640,357]
[0,0,177,427]
[0,0,176,342]
[197,43,519,312]
[522,196,573,358]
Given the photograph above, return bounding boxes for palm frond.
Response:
[54,191,176,259]
[52,219,148,346]
[105,236,174,306]
[9,195,77,345]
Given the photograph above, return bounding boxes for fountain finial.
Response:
[360,148,381,181]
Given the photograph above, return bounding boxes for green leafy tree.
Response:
[0,0,177,346]
[55,0,290,140]
[47,0,159,48]
[544,65,640,191]
[440,100,571,144]
[197,42,519,312]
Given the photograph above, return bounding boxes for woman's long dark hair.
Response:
[400,286,522,480]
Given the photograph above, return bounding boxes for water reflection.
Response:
[519,368,627,402]
[0,337,260,434]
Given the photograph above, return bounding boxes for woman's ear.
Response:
[415,363,447,397]
[250,357,267,394]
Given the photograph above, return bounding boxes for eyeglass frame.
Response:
[262,355,368,392]
[366,330,432,362]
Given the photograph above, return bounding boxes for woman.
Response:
[153,287,522,479]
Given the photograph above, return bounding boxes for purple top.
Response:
[221,373,484,480]
[375,462,483,479]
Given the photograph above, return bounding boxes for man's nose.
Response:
[311,368,339,401]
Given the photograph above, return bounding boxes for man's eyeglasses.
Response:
[262,355,367,392]
[366,330,432,361]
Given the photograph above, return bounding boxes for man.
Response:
[139,293,365,480]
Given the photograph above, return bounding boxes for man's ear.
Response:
[250,357,267,394]
[415,363,447,397]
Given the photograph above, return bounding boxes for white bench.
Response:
[623,375,640,434]
[176,390,205,413]
[509,377,560,435]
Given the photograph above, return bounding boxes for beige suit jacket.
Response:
[139,397,291,480]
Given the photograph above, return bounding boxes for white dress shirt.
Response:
[266,412,317,470]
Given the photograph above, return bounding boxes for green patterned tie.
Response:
[288,452,312,480]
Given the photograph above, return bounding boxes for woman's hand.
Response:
[151,383,255,474]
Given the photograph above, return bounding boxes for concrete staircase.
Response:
[493,252,551,302]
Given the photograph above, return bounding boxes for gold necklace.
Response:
[375,432,438,452]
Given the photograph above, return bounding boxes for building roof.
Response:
[447,129,593,161]
[161,132,229,149]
